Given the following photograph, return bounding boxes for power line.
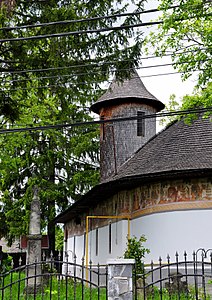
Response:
[0,70,201,93]
[0,0,209,32]
[0,57,152,74]
[1,61,201,84]
[0,107,211,134]
[0,20,163,43]
[0,47,208,75]
[0,9,210,44]
[0,6,164,32]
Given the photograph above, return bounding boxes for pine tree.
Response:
[0,0,144,252]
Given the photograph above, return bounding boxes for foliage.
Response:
[55,226,64,251]
[0,254,13,273]
[124,235,150,275]
[0,0,144,121]
[1,272,107,299]
[145,0,211,89]
[143,287,211,300]
[159,93,181,125]
[160,82,212,125]
[181,82,212,110]
[0,0,145,250]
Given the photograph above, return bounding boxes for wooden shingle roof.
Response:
[107,116,212,181]
[55,116,212,223]
[90,70,165,114]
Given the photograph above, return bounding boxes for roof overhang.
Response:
[90,96,165,114]
[54,168,212,224]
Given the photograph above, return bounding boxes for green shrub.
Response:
[123,235,150,275]
[0,254,13,273]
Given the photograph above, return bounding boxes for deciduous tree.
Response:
[145,0,211,89]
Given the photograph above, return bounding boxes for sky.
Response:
[132,0,198,130]
[140,57,197,107]
[130,0,197,105]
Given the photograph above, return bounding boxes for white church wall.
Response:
[86,220,129,265]
[132,209,212,263]
[89,220,128,264]
[64,208,212,267]
[65,219,129,265]
[62,177,212,266]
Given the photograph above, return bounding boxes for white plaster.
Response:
[66,220,130,265]
[65,209,212,265]
[132,209,212,262]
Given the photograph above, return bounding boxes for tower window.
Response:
[73,235,76,256]
[137,111,145,136]
[83,232,86,256]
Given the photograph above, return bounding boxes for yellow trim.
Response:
[132,201,212,219]
[85,215,131,281]
[83,202,212,282]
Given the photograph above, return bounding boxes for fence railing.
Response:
[135,249,212,300]
[2,249,212,299]
[0,253,108,300]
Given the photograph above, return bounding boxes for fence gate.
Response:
[135,249,212,300]
[0,253,108,300]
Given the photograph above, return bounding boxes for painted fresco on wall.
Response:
[133,179,212,212]
[66,177,212,237]
[110,178,212,215]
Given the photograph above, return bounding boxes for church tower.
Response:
[90,70,165,182]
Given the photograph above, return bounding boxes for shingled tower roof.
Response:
[55,116,212,224]
[90,70,165,114]
[109,116,212,182]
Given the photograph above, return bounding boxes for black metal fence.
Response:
[3,249,212,299]
[135,249,212,300]
[0,252,108,300]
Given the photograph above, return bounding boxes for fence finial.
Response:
[19,256,22,266]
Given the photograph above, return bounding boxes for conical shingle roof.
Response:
[90,70,165,114]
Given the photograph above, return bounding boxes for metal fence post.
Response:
[107,258,135,300]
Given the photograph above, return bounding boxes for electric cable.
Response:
[1,60,203,84]
[0,47,208,75]
[0,6,167,32]
[0,70,201,93]
[0,107,211,134]
[0,0,210,32]
[0,10,210,44]
[0,20,163,43]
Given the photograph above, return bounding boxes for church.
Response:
[55,71,212,265]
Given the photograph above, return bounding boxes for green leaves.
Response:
[0,0,145,249]
[159,82,212,126]
[145,0,211,88]
[124,235,150,275]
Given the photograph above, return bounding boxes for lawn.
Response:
[136,287,211,299]
[0,272,107,300]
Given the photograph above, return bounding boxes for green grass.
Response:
[135,287,211,300]
[0,272,107,300]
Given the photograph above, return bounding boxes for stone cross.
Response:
[25,186,42,294]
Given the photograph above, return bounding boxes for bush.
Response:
[0,254,13,273]
[124,235,150,275]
